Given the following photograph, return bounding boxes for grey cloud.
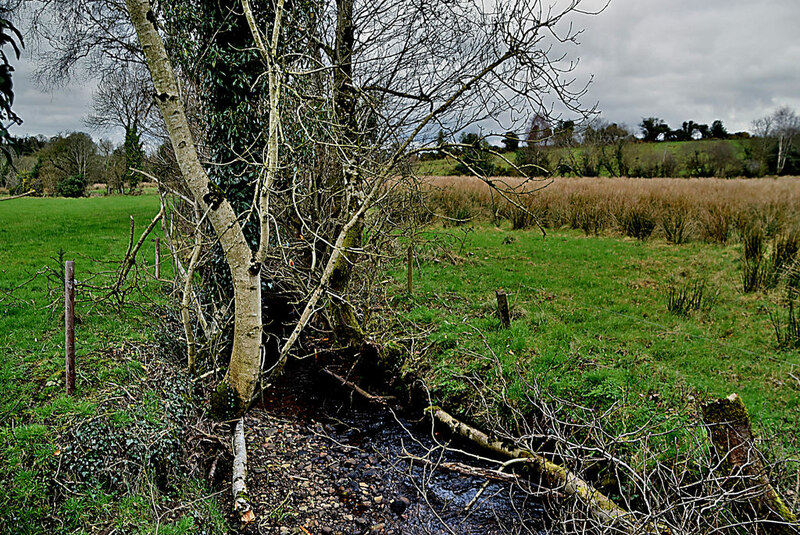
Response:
[5,0,800,140]
[572,0,800,133]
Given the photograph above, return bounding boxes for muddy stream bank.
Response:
[233,363,548,534]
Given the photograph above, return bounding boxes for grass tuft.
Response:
[666,278,710,317]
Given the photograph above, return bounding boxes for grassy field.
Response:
[3,187,799,529]
[385,223,800,440]
[0,195,226,534]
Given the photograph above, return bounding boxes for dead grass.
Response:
[420,176,800,243]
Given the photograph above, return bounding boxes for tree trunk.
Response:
[702,393,798,534]
[327,0,365,345]
[126,0,261,416]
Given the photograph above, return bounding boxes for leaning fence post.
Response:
[155,237,161,279]
[65,260,75,395]
[496,290,510,328]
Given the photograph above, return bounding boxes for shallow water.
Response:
[251,363,549,535]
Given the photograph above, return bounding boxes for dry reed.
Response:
[420,176,800,243]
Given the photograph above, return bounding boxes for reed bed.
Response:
[421,175,800,243]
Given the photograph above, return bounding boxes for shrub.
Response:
[515,146,551,177]
[683,148,713,178]
[771,297,800,349]
[617,203,656,240]
[707,141,741,178]
[658,200,692,244]
[700,204,731,244]
[503,202,537,230]
[766,231,800,288]
[56,174,88,198]
[741,224,765,293]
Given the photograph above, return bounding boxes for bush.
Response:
[658,200,692,244]
[741,224,765,292]
[771,297,800,349]
[700,204,732,244]
[766,231,800,288]
[515,146,551,177]
[503,202,537,230]
[56,174,88,198]
[683,148,714,178]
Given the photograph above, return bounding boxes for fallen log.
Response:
[232,418,255,524]
[431,407,669,534]
[702,393,798,534]
[0,190,34,202]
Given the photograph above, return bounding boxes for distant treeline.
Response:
[1,132,174,197]
[416,107,800,178]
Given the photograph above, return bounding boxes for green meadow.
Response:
[0,195,226,534]
[2,191,799,531]
[387,224,800,437]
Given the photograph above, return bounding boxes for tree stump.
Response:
[496,290,510,328]
[702,393,798,534]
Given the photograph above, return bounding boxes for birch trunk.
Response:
[125,0,261,416]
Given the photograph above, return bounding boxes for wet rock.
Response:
[389,496,411,514]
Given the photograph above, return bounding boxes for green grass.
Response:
[0,195,227,534]
[0,196,165,412]
[387,224,800,437]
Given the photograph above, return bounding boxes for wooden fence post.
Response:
[65,260,75,395]
[407,243,413,295]
[155,237,161,279]
[496,290,510,328]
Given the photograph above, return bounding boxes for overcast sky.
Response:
[7,0,800,142]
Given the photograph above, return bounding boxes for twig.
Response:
[322,367,397,405]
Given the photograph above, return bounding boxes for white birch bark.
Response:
[125,0,261,411]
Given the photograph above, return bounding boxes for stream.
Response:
[241,363,548,535]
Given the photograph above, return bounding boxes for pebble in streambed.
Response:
[237,367,548,535]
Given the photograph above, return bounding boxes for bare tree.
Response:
[85,62,158,138]
[85,63,157,191]
[772,107,800,175]
[115,0,599,408]
[754,106,800,175]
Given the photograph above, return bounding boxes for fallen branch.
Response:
[322,367,398,405]
[0,190,34,202]
[431,407,669,534]
[110,208,164,300]
[232,418,255,524]
[702,393,798,534]
[401,449,559,495]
